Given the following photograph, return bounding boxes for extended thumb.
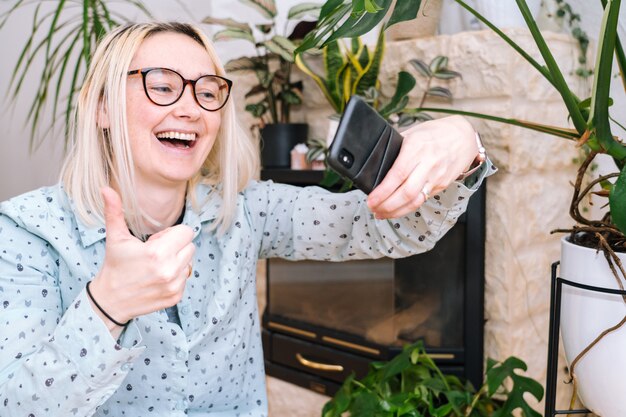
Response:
[101,186,130,239]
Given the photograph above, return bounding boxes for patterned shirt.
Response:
[0,162,492,417]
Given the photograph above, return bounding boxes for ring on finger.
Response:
[186,264,193,279]
[420,183,432,200]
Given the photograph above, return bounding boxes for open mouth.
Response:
[156,131,197,149]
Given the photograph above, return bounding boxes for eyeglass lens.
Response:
[144,68,229,111]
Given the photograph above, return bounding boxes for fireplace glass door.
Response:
[267,225,465,350]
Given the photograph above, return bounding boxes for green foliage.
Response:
[0,0,151,150]
[203,0,322,126]
[322,341,543,417]
[300,0,626,238]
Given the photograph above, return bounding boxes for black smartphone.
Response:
[327,95,404,194]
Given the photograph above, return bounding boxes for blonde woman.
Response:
[0,22,493,416]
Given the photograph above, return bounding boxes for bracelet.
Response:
[456,131,487,181]
[85,281,130,327]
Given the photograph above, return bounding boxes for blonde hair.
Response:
[60,22,259,237]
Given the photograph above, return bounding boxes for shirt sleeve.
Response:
[249,159,495,261]
[0,206,145,417]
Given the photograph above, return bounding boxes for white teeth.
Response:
[156,131,196,141]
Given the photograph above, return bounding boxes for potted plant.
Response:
[203,0,321,168]
[298,0,626,415]
[322,340,543,417]
[0,0,151,150]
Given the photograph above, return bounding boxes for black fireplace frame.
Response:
[260,169,486,396]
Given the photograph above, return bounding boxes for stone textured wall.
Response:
[233,29,584,415]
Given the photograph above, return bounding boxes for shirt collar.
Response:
[72,183,222,248]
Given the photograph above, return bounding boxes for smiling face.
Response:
[125,32,221,190]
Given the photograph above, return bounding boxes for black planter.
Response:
[260,123,308,168]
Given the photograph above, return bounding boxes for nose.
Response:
[173,82,202,119]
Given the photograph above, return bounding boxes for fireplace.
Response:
[261,169,486,395]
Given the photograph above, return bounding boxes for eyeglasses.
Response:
[127,67,232,112]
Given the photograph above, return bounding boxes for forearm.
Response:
[0,290,145,416]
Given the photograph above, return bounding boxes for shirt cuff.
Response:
[50,289,145,388]
[458,158,496,191]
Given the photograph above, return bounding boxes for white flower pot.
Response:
[560,237,626,417]
[474,0,542,29]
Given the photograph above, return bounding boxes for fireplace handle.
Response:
[296,353,344,372]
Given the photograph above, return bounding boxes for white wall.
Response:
[1,0,625,201]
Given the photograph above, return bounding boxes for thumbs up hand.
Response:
[87,187,196,329]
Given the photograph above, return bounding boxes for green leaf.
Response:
[385,0,421,29]
[486,356,543,417]
[245,102,267,118]
[379,71,416,117]
[239,0,277,19]
[325,0,392,44]
[513,0,586,133]
[263,35,297,62]
[288,2,323,20]
[364,0,384,13]
[589,0,626,161]
[213,28,255,43]
[610,163,626,234]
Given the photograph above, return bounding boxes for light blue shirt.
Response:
[0,162,492,417]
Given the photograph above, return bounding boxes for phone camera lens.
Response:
[339,149,354,169]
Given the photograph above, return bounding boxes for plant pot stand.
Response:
[544,260,620,416]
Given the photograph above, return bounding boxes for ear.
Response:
[96,98,110,129]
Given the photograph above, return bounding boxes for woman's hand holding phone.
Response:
[367,115,479,219]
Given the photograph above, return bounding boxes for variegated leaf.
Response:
[213,28,255,43]
[201,17,251,33]
[410,59,431,77]
[264,35,297,62]
[287,2,323,20]
[429,56,448,73]
[239,0,277,19]
[427,86,453,100]
[224,56,262,72]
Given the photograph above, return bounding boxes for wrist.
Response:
[86,279,130,330]
[456,131,486,181]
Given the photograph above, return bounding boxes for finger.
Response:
[149,224,195,253]
[176,242,196,269]
[371,161,434,218]
[101,186,132,241]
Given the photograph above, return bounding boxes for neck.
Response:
[135,182,188,235]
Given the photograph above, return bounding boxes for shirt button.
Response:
[180,306,190,315]
[121,362,132,371]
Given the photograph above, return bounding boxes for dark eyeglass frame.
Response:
[127,67,233,112]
